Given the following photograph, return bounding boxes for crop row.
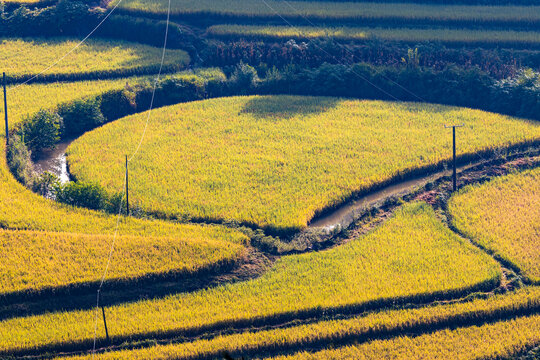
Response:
[0,202,501,355]
[114,0,540,29]
[0,228,245,297]
[54,286,540,359]
[1,38,189,84]
[207,25,540,49]
[449,167,540,284]
[66,95,540,231]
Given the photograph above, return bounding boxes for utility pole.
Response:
[101,305,110,343]
[444,124,464,192]
[3,72,8,146]
[125,155,129,215]
[97,289,110,344]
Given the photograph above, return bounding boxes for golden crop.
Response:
[113,0,540,23]
[448,167,540,284]
[208,25,540,47]
[67,96,540,230]
[58,286,540,359]
[0,77,249,295]
[0,202,501,353]
[271,314,540,360]
[1,38,189,81]
[0,228,245,295]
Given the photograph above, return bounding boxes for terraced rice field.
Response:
[113,0,540,26]
[0,38,189,82]
[67,95,540,231]
[0,77,249,298]
[0,229,245,295]
[449,167,540,284]
[54,286,540,359]
[0,202,502,354]
[208,25,540,48]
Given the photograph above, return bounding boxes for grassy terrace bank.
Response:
[67,96,540,231]
[449,167,540,284]
[113,0,540,28]
[0,202,502,354]
[207,25,540,48]
[0,38,189,84]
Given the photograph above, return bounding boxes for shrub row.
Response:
[203,39,540,80]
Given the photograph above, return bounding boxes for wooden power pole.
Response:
[444,124,464,192]
[3,72,8,145]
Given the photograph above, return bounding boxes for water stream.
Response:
[32,138,75,184]
[308,161,480,230]
[32,141,481,230]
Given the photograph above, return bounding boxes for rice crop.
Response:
[1,38,189,83]
[270,314,540,360]
[56,286,540,360]
[67,96,540,231]
[448,167,540,283]
[0,228,245,295]
[0,202,501,354]
[113,0,540,27]
[207,25,540,48]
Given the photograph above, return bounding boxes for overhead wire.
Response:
[90,0,172,356]
[8,0,127,92]
[280,0,429,103]
[259,0,428,103]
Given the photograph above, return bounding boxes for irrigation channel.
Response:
[33,138,73,184]
[32,137,483,231]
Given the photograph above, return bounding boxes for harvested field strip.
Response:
[207,25,540,48]
[0,202,501,354]
[58,287,540,359]
[110,0,540,25]
[270,314,540,360]
[0,228,245,297]
[67,96,540,231]
[0,38,189,84]
[448,167,540,284]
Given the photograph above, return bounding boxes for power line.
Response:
[259,0,427,103]
[8,0,126,92]
[90,0,172,355]
[280,0,428,103]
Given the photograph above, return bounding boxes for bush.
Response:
[21,109,63,155]
[99,88,137,122]
[229,62,259,94]
[6,135,34,186]
[32,171,60,199]
[57,97,105,136]
[55,181,107,210]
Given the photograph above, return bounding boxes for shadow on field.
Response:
[0,249,272,322]
[239,96,340,120]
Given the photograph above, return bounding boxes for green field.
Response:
[113,0,540,24]
[0,202,501,353]
[449,167,540,283]
[67,95,540,231]
[208,25,540,47]
[0,38,189,82]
